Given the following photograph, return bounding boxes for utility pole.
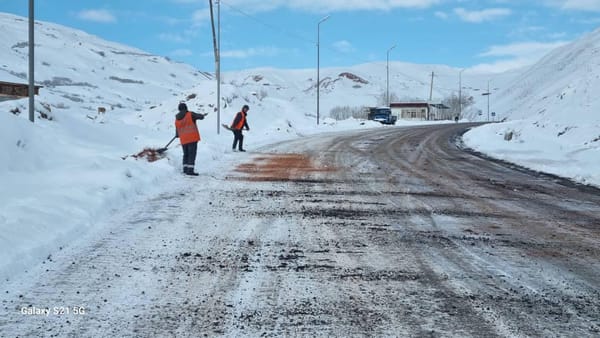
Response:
[316,15,330,125]
[217,0,221,134]
[429,71,434,102]
[28,0,35,123]
[482,80,491,122]
[458,68,465,119]
[487,80,490,122]
[208,0,220,133]
[386,45,396,107]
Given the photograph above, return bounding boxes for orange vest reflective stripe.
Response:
[175,112,201,145]
[231,111,246,130]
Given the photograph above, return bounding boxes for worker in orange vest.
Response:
[175,103,205,176]
[230,104,250,152]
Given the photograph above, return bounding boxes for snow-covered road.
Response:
[2,124,599,337]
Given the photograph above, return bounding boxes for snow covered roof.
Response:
[390,102,449,109]
[0,80,42,98]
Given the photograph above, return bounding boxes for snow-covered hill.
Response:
[0,13,211,112]
[134,62,518,143]
[464,28,600,186]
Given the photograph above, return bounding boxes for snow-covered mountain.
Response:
[464,28,600,186]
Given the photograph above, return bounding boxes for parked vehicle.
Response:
[368,107,397,125]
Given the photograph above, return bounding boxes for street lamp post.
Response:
[481,80,491,122]
[28,0,34,123]
[487,80,490,122]
[386,45,396,107]
[317,15,330,125]
[217,0,221,134]
[458,68,465,119]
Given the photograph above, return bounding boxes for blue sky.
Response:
[2,0,600,72]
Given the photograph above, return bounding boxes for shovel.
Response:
[157,136,177,154]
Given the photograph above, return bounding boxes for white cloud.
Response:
[157,16,187,26]
[508,25,545,37]
[576,16,600,24]
[542,0,600,12]
[548,32,568,39]
[478,41,568,58]
[158,26,199,44]
[454,7,511,23]
[77,9,116,23]
[215,0,441,13]
[470,40,568,73]
[158,33,190,44]
[332,40,356,53]
[170,49,194,57]
[560,0,600,11]
[435,11,449,19]
[469,59,533,74]
[192,8,211,23]
[218,47,284,59]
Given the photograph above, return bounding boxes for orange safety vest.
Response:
[231,111,246,130]
[175,112,201,145]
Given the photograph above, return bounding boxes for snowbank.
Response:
[464,27,600,188]
[464,121,600,186]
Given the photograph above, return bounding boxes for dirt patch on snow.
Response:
[230,153,336,182]
[131,148,166,162]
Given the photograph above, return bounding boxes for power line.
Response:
[218,0,389,71]
[217,1,457,98]
[219,0,314,45]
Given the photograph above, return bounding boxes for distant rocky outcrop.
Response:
[338,72,369,84]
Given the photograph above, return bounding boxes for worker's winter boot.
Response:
[186,166,199,176]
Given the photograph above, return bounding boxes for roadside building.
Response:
[0,81,42,102]
[390,101,451,121]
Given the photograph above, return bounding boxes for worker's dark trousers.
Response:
[182,142,197,173]
[232,130,244,150]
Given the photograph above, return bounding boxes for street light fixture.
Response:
[386,45,396,107]
[316,14,330,125]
